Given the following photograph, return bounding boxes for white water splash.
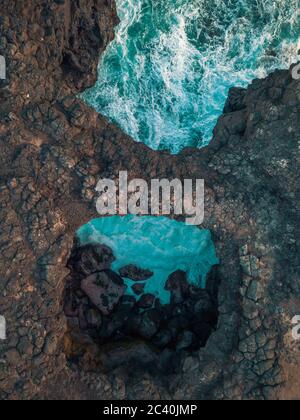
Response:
[83,0,300,153]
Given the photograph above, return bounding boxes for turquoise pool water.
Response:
[83,0,300,153]
[78,216,219,303]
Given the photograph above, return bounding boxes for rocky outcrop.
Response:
[81,271,125,315]
[119,265,154,281]
[0,0,299,400]
[64,245,218,375]
[68,244,116,277]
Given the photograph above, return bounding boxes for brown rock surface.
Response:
[0,0,299,400]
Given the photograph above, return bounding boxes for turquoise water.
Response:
[78,215,219,303]
[83,0,300,153]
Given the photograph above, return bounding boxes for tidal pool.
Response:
[77,215,219,304]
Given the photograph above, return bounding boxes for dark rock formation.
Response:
[64,244,218,369]
[165,270,189,304]
[132,283,145,295]
[136,294,156,309]
[119,265,153,281]
[68,244,115,278]
[0,0,299,401]
[81,271,125,316]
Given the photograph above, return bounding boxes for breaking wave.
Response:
[83,0,300,153]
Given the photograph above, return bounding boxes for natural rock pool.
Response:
[64,228,220,370]
[77,215,219,304]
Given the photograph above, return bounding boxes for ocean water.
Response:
[83,0,300,153]
[78,216,219,303]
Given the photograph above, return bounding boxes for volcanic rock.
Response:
[138,310,161,340]
[132,283,145,295]
[119,265,153,281]
[192,291,214,315]
[119,295,137,310]
[165,271,189,304]
[68,244,115,278]
[81,270,125,316]
[136,294,156,309]
[139,312,160,340]
[85,308,103,330]
[176,331,196,351]
[153,329,173,349]
[97,341,158,372]
[123,308,160,340]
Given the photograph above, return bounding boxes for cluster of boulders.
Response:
[64,244,218,367]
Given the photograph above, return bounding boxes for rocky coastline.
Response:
[0,0,299,400]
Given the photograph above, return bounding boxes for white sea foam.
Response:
[83,0,300,153]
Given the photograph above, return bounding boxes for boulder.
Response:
[100,315,127,339]
[119,264,153,281]
[81,270,125,316]
[136,294,156,309]
[132,283,145,295]
[138,310,160,340]
[193,291,214,315]
[153,329,173,349]
[124,309,160,340]
[69,244,115,277]
[85,308,102,329]
[165,270,189,304]
[176,331,196,351]
[119,295,137,310]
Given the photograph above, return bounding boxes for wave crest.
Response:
[83,0,300,153]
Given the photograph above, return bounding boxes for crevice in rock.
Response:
[63,240,220,375]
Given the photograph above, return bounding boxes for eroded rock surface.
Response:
[68,244,116,278]
[81,271,125,316]
[119,265,154,281]
[0,0,299,400]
